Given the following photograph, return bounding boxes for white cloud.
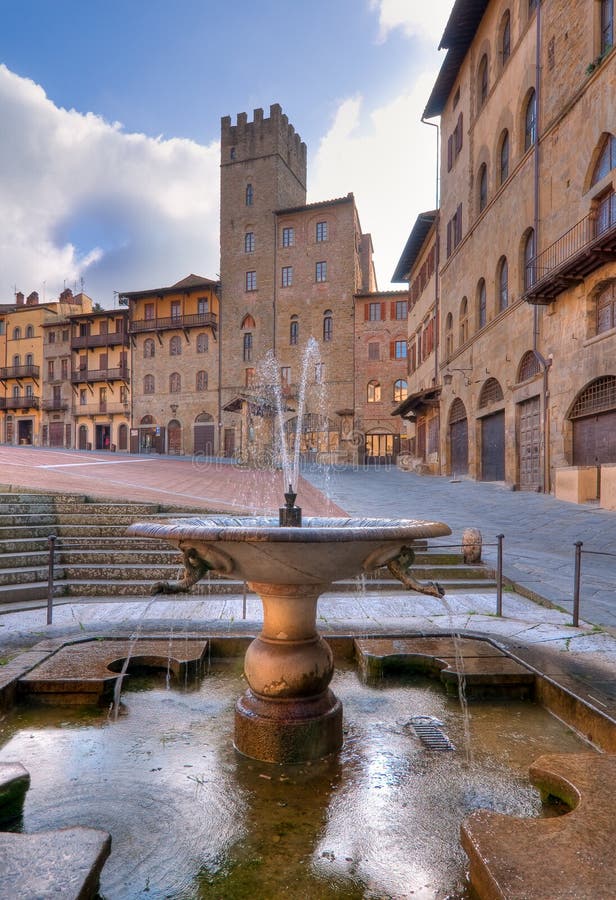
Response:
[371,0,453,44]
[0,64,220,305]
[309,73,441,288]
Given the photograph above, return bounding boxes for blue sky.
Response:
[0,1,453,305]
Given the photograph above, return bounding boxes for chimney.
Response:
[15,292,24,306]
[26,291,39,306]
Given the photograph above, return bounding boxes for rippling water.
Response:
[0,660,589,899]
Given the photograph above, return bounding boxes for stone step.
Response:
[0,536,171,555]
[0,581,64,602]
[0,566,66,586]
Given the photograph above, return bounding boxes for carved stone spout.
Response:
[386,546,445,598]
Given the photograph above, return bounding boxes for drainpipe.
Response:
[532,1,550,493]
[421,117,441,472]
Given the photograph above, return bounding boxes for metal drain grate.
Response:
[409,715,456,751]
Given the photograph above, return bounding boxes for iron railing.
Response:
[0,364,40,380]
[71,367,130,383]
[71,333,129,349]
[129,312,217,333]
[0,394,40,410]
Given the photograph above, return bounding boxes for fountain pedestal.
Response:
[235,582,342,762]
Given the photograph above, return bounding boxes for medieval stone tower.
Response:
[219,105,307,406]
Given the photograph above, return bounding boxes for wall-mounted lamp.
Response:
[443,367,472,387]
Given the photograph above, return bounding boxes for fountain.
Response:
[128,505,451,763]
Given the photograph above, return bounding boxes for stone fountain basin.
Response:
[127,515,451,585]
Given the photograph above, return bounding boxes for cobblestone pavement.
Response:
[303,465,616,630]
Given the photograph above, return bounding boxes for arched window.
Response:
[393,379,407,403]
[445,312,454,357]
[290,315,299,345]
[13,354,20,368]
[367,380,381,402]
[524,89,537,151]
[459,296,469,344]
[323,309,333,342]
[478,279,487,328]
[169,372,181,393]
[498,256,509,311]
[478,54,489,107]
[144,338,155,358]
[245,183,253,206]
[25,325,34,338]
[144,374,155,394]
[523,229,536,289]
[478,377,504,408]
[12,326,21,340]
[169,335,182,356]
[517,350,541,382]
[499,130,510,183]
[196,370,208,391]
[591,134,616,186]
[141,415,155,425]
[197,333,208,353]
[244,231,255,253]
[597,282,616,334]
[478,163,488,212]
[241,314,255,330]
[501,11,511,64]
[25,353,33,366]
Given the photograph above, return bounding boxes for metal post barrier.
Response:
[47,534,56,626]
[496,534,504,617]
[573,541,583,628]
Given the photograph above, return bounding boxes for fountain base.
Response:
[235,688,343,763]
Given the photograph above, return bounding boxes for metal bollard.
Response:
[573,541,583,627]
[496,534,504,617]
[47,534,56,625]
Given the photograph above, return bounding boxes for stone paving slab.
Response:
[461,753,616,900]
[0,827,111,900]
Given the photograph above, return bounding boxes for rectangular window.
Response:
[115,317,124,333]
[62,329,69,342]
[244,232,255,253]
[198,297,209,315]
[243,332,252,362]
[393,340,407,359]
[368,302,382,321]
[99,319,108,335]
[368,342,379,360]
[245,368,255,386]
[281,266,293,287]
[170,301,181,319]
[48,331,56,344]
[280,366,291,386]
[61,358,68,380]
[47,360,55,380]
[315,261,327,282]
[145,303,155,320]
[601,0,614,54]
[395,300,408,320]
[282,226,294,247]
[80,389,87,406]
[316,221,328,242]
[246,271,257,291]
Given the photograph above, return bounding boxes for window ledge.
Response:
[583,326,616,348]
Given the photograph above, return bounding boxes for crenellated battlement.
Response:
[221,104,307,187]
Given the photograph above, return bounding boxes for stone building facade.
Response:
[121,275,220,456]
[398,0,616,500]
[70,307,130,452]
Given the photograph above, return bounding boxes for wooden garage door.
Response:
[573,410,616,465]
[518,396,541,490]
[481,411,505,481]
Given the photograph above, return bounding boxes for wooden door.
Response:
[450,419,468,475]
[481,411,505,481]
[573,411,616,465]
[518,396,541,490]
[194,423,215,455]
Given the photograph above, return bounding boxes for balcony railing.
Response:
[129,312,218,333]
[74,402,130,416]
[0,394,40,410]
[525,202,616,304]
[71,367,130,383]
[0,364,40,380]
[42,399,69,411]
[71,332,129,350]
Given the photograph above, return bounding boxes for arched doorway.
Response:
[118,423,128,452]
[194,412,215,455]
[448,398,468,476]
[478,378,505,481]
[569,376,616,465]
[167,419,182,455]
[365,432,398,465]
[137,415,163,453]
[78,424,88,450]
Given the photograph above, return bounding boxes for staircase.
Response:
[0,491,497,611]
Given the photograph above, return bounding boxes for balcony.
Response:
[0,364,40,380]
[129,311,218,333]
[0,394,40,410]
[74,402,130,416]
[71,367,130,384]
[524,203,616,304]
[71,332,129,350]
[42,398,69,412]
